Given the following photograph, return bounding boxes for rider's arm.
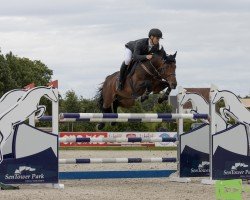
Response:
[133,41,148,62]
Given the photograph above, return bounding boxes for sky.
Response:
[0,0,249,98]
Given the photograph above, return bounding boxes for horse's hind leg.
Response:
[96,107,113,130]
[111,100,119,126]
[140,81,152,103]
[97,74,118,130]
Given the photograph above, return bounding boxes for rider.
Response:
[118,28,167,91]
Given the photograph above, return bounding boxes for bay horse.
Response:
[96,52,177,130]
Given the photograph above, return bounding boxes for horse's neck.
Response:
[139,59,160,78]
[150,59,160,69]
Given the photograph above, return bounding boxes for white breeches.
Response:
[124,47,132,65]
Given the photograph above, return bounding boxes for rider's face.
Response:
[150,36,160,45]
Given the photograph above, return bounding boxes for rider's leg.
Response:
[118,48,132,91]
[118,62,127,91]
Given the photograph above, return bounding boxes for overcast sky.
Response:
[0,0,249,98]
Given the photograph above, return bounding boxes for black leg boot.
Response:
[118,62,128,91]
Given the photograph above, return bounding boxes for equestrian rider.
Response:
[118,28,167,91]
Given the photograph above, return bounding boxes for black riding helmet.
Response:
[148,28,163,39]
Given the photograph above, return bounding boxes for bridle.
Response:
[140,60,176,80]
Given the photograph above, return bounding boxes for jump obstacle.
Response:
[59,136,177,143]
[40,84,250,183]
[0,81,249,187]
[59,157,177,164]
[58,85,250,183]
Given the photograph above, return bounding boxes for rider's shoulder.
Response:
[133,38,148,46]
[135,38,148,43]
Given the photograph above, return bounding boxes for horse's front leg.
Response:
[36,105,46,119]
[158,87,171,104]
[151,80,170,104]
[140,81,152,103]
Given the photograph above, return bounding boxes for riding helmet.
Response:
[148,28,163,39]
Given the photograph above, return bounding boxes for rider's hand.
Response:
[146,55,153,60]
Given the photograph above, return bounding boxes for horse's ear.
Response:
[173,51,177,58]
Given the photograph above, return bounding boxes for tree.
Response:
[0,50,53,96]
[61,90,81,113]
[0,52,16,96]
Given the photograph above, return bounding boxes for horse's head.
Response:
[44,87,58,102]
[152,52,177,89]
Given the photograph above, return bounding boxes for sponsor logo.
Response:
[15,166,36,174]
[224,162,250,176]
[231,163,248,170]
[191,161,210,173]
[4,166,45,181]
[198,161,210,169]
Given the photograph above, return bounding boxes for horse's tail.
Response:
[96,84,104,112]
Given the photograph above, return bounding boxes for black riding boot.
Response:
[118,62,127,91]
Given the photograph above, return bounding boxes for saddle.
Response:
[116,60,138,82]
[126,60,138,77]
[115,60,139,97]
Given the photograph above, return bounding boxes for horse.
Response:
[96,52,177,130]
[0,86,58,163]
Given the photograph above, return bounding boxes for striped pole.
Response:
[37,113,208,122]
[60,113,209,120]
[59,137,177,143]
[36,116,175,123]
[59,157,177,164]
[37,116,52,121]
[59,118,175,122]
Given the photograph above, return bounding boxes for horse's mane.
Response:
[150,53,176,64]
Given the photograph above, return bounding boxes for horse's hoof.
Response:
[110,122,117,126]
[96,123,105,130]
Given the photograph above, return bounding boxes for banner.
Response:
[60,132,177,147]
